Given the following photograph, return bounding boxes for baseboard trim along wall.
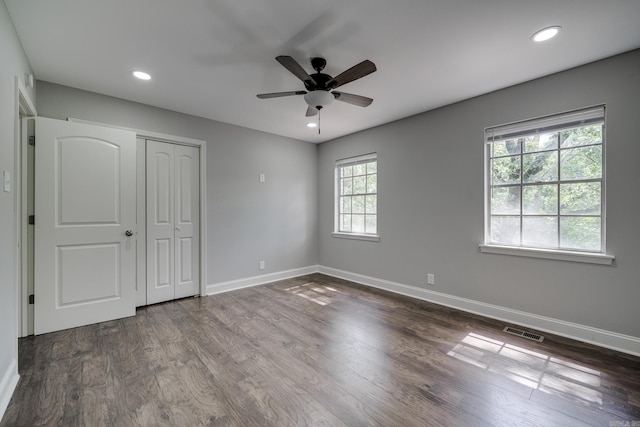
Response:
[0,358,19,421]
[206,265,319,295]
[317,265,640,358]
[205,265,640,357]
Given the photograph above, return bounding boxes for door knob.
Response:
[125,230,133,237]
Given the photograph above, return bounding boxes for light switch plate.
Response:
[3,170,10,193]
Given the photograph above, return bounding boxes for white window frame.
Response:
[480,106,614,265]
[333,153,379,242]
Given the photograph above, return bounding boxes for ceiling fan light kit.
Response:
[257,55,377,134]
[304,90,333,110]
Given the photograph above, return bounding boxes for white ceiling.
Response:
[6,1,640,143]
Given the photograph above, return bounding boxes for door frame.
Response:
[67,118,207,308]
[15,77,36,338]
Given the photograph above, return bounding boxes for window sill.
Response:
[479,244,614,265]
[332,232,380,242]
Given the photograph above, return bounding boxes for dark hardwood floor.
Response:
[2,273,640,426]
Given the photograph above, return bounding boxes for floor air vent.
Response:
[503,326,544,342]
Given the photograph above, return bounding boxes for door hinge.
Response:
[29,294,34,304]
[28,215,35,225]
[28,135,35,146]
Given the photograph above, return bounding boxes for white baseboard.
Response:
[318,265,640,357]
[0,358,19,422]
[204,264,640,357]
[206,265,319,295]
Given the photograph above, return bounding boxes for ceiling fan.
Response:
[257,56,377,117]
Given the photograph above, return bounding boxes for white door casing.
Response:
[34,117,137,334]
[146,140,200,304]
[135,138,147,307]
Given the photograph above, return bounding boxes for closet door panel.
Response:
[174,145,200,299]
[146,141,175,304]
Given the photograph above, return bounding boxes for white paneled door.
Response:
[146,140,200,305]
[34,117,137,334]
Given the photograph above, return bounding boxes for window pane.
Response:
[352,214,365,233]
[492,139,521,157]
[365,215,377,234]
[340,214,351,232]
[366,174,377,193]
[491,187,520,215]
[560,182,601,215]
[340,196,351,214]
[365,195,377,214]
[522,151,557,183]
[486,110,604,253]
[341,177,352,195]
[353,176,366,194]
[341,165,353,178]
[522,217,558,248]
[336,156,377,236]
[352,196,365,214]
[560,125,602,148]
[353,163,366,176]
[560,145,602,181]
[560,217,601,251]
[492,156,521,185]
[523,133,558,153]
[490,216,520,245]
[523,184,557,215]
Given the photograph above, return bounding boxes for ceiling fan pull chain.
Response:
[318,109,321,135]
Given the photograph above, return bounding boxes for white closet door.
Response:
[174,144,200,299]
[34,117,137,334]
[146,140,199,304]
[146,141,175,304]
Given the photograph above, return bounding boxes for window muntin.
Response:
[485,106,605,253]
[336,154,377,235]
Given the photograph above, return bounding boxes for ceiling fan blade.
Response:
[327,60,376,89]
[306,106,318,117]
[332,91,373,107]
[275,56,317,87]
[257,91,306,99]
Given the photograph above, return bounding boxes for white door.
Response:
[34,117,137,334]
[146,140,200,304]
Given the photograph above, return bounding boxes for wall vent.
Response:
[503,326,544,342]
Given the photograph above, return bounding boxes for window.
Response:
[334,153,378,239]
[484,106,608,256]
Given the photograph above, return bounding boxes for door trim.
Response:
[16,77,36,338]
[67,118,207,301]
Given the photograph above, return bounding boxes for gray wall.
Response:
[0,1,35,407]
[318,49,640,338]
[36,81,318,285]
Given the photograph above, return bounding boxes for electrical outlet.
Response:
[259,260,265,270]
[427,274,435,285]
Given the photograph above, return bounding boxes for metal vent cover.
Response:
[503,326,544,342]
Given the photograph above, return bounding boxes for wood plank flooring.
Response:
[2,273,640,426]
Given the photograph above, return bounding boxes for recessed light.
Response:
[132,70,151,80]
[306,122,318,128]
[531,26,561,42]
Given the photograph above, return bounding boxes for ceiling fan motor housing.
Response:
[304,73,334,91]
